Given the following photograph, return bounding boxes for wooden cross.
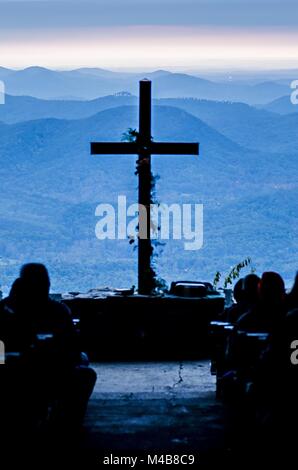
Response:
[91,80,199,295]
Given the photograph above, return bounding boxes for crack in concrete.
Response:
[166,363,185,408]
[173,362,184,389]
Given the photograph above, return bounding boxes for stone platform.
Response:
[79,360,229,467]
[62,291,224,360]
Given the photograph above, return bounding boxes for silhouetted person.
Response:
[225,273,285,395]
[221,278,244,323]
[222,274,260,324]
[252,304,298,455]
[242,274,260,307]
[0,277,42,441]
[1,263,96,433]
[233,278,244,304]
[237,272,286,333]
[0,277,33,351]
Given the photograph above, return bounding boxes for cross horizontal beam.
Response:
[91,142,199,156]
[150,142,199,155]
[91,142,138,155]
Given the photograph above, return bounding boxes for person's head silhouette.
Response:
[258,271,285,306]
[233,278,244,304]
[243,274,260,305]
[8,277,27,310]
[20,263,50,302]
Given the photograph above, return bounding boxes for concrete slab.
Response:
[81,361,228,464]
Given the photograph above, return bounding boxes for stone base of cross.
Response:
[91,80,199,295]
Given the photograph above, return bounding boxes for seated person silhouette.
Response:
[225,273,285,387]
[243,274,260,309]
[1,263,96,431]
[252,290,298,444]
[237,272,286,333]
[221,278,244,323]
[0,277,34,351]
[222,274,260,324]
[0,277,38,434]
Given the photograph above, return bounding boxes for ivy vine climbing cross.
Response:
[91,79,199,295]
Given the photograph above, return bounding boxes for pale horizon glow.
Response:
[1,0,298,71]
[1,26,298,70]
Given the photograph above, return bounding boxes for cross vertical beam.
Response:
[138,80,153,294]
[90,79,199,295]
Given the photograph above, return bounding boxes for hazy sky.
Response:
[0,0,297,69]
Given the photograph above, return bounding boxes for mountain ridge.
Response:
[0,66,289,103]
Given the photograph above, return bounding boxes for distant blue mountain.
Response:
[0,93,139,123]
[1,94,298,154]
[261,95,298,114]
[0,67,290,103]
[0,104,297,292]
